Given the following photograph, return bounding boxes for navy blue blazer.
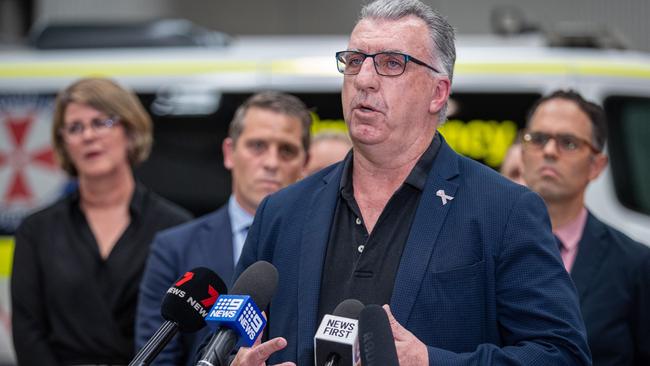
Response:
[237,138,592,365]
[571,212,650,366]
[135,206,235,366]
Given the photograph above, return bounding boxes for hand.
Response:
[230,336,295,366]
[383,304,428,366]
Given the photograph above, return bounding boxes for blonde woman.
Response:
[11,78,191,365]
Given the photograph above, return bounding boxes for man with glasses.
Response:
[231,1,590,365]
[521,90,650,366]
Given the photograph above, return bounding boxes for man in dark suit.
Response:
[134,92,311,366]
[230,1,591,365]
[521,90,650,365]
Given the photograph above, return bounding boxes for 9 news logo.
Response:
[239,303,264,341]
[207,295,266,347]
[212,297,244,318]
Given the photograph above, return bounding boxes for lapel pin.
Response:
[436,189,454,205]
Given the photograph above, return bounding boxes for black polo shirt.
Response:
[317,133,441,321]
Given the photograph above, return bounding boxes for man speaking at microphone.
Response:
[233,0,591,365]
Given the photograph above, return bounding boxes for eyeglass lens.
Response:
[337,51,408,76]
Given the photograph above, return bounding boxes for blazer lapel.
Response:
[202,208,236,286]
[391,138,459,325]
[570,212,609,300]
[297,165,343,355]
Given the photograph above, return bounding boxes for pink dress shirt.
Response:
[553,207,588,273]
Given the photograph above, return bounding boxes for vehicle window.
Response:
[440,92,542,168]
[603,96,650,216]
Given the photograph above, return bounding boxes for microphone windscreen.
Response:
[231,260,278,309]
[161,267,228,332]
[332,299,364,319]
[359,304,399,366]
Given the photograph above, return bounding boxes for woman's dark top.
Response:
[11,183,192,365]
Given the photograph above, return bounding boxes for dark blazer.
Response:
[135,206,235,366]
[237,138,592,365]
[571,212,650,366]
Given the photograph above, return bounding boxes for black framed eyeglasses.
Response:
[61,117,120,139]
[335,50,440,76]
[522,131,600,154]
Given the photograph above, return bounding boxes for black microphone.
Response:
[196,260,279,366]
[359,304,399,366]
[129,267,227,366]
[314,299,365,366]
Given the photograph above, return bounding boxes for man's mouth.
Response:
[355,103,379,113]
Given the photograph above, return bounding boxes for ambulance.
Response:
[0,20,649,363]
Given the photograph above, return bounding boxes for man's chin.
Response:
[349,128,386,146]
[255,186,281,199]
[536,186,569,203]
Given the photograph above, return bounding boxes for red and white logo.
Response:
[0,96,67,232]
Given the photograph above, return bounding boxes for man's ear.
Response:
[223,137,235,171]
[303,149,310,168]
[428,76,451,115]
[589,152,608,181]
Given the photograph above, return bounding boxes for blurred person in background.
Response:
[11,77,192,366]
[136,91,311,366]
[303,130,352,177]
[521,89,650,366]
[500,139,525,185]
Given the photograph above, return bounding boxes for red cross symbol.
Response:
[0,112,59,205]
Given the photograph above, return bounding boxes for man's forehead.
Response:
[530,99,592,135]
[241,109,303,136]
[348,16,430,53]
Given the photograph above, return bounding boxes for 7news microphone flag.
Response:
[129,267,227,366]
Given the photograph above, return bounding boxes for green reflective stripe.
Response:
[0,237,14,278]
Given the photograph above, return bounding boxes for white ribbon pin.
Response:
[436,189,454,205]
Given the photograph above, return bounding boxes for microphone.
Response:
[129,267,228,366]
[358,305,399,366]
[314,299,364,366]
[196,260,279,366]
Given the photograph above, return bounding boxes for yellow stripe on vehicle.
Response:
[0,237,14,278]
[2,58,650,80]
[455,60,650,79]
[455,62,572,75]
[271,59,339,76]
[573,62,650,79]
[0,61,260,78]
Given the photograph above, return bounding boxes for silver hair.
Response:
[359,0,456,121]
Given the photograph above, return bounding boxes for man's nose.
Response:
[262,147,280,170]
[353,57,379,90]
[542,138,560,158]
